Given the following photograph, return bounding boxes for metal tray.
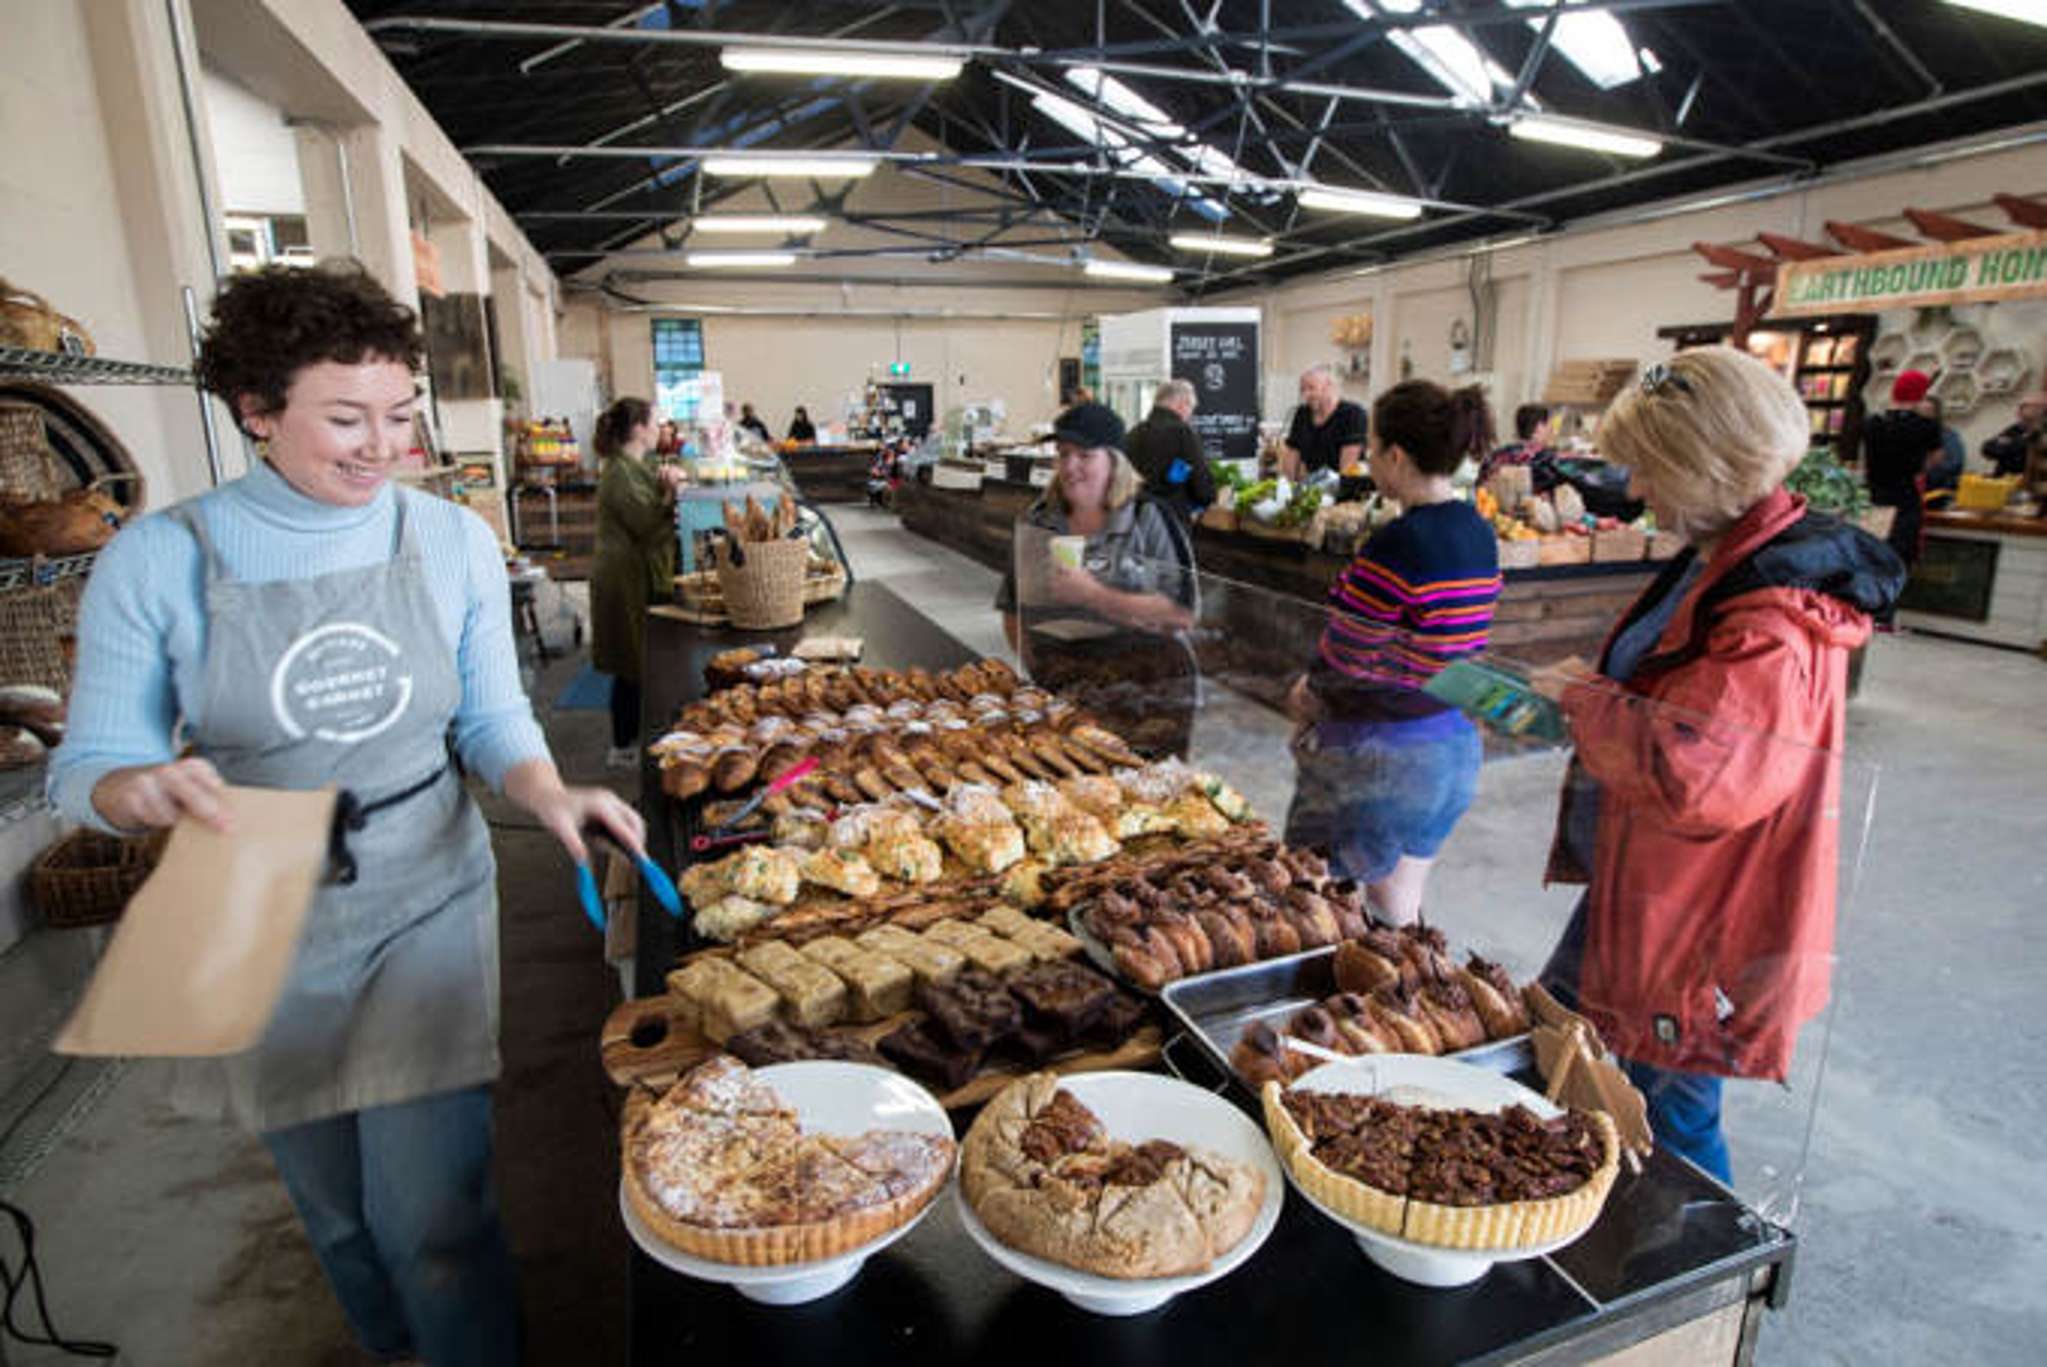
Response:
[1159,947,1533,1099]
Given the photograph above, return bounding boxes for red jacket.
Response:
[1546,490,1902,1081]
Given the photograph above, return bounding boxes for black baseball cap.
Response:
[1051,401,1126,452]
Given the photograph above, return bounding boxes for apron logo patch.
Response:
[270,622,414,744]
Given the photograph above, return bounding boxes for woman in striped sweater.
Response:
[1284,379,1499,923]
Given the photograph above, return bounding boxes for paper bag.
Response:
[54,785,337,1057]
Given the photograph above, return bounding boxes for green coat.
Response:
[591,453,675,682]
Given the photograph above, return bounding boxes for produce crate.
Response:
[1537,534,1593,566]
[1592,526,1648,562]
[1646,530,1685,560]
[1496,537,1541,570]
[1198,506,1238,533]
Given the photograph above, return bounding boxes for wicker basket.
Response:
[1496,537,1541,570]
[1591,525,1648,563]
[0,403,68,500]
[1536,534,1594,566]
[0,575,84,691]
[714,538,808,629]
[31,828,167,929]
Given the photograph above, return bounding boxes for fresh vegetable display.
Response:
[1783,449,1872,520]
[1273,484,1325,528]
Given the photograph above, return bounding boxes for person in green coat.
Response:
[591,397,684,766]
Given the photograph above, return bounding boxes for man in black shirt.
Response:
[1124,378,1215,521]
[737,402,772,443]
[1981,391,2045,477]
[1281,364,1368,480]
[1861,369,1943,568]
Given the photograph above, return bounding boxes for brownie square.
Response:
[1006,960,1116,1041]
[917,967,1021,1053]
[877,1019,982,1093]
[1077,991,1151,1052]
[725,1021,822,1067]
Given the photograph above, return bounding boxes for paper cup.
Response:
[1050,535,1085,570]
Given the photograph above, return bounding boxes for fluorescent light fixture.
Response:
[1504,1,1644,90]
[685,251,798,268]
[701,155,878,179]
[1298,186,1426,220]
[1639,47,1664,75]
[1168,233,1273,258]
[1083,259,1175,283]
[1945,0,2047,27]
[1026,82,1227,219]
[1510,115,1662,159]
[720,47,964,80]
[691,215,829,234]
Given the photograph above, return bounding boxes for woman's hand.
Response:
[1529,655,1594,702]
[1285,674,1323,726]
[505,759,646,866]
[92,758,233,834]
[1049,565,1103,608]
[1124,596,1195,634]
[657,463,688,490]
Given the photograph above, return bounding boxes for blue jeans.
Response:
[1541,899,1733,1186]
[263,1085,520,1365]
[1284,712,1481,884]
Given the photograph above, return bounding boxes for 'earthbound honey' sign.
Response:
[1771,229,2047,317]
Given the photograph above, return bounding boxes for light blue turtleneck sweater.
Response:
[48,460,550,829]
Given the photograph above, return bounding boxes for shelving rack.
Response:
[0,345,195,387]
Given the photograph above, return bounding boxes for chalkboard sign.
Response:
[1170,321,1259,463]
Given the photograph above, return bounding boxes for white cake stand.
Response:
[956,1071,1285,1316]
[620,1062,954,1305]
[1280,1055,1599,1288]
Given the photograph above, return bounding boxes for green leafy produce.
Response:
[1239,478,1278,508]
[1210,460,1251,493]
[1274,485,1326,528]
[1784,449,1871,519]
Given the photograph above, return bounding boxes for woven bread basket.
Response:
[31,828,168,929]
[714,538,809,629]
[0,279,94,356]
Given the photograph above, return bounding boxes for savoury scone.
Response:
[623,1056,955,1266]
[961,1073,1264,1280]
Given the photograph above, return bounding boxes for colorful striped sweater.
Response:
[1309,500,1502,722]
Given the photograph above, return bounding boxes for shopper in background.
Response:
[592,396,686,768]
[1533,346,1905,1182]
[1478,403,1557,486]
[1917,394,1966,496]
[655,418,682,456]
[1280,364,1368,480]
[1124,378,1215,523]
[1981,390,2045,477]
[1860,368,1943,568]
[1283,380,1499,923]
[997,401,1199,754]
[737,402,772,443]
[49,262,644,1367]
[787,404,818,443]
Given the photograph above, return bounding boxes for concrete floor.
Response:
[3,504,2042,1364]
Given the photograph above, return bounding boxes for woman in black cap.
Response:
[996,401,1199,755]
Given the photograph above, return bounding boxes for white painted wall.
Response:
[200,65,303,216]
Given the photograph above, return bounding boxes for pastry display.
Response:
[1225,930,1536,1086]
[796,937,914,1022]
[735,941,848,1029]
[1073,838,1370,991]
[1263,1082,1619,1250]
[725,1021,886,1069]
[622,1056,955,1265]
[677,760,1254,945]
[961,1074,1266,1279]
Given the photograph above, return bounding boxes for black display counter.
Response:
[625,582,1793,1367]
[896,479,1661,666]
[780,444,880,504]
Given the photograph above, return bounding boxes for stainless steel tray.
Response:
[1159,947,1533,1097]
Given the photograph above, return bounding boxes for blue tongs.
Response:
[574,830,682,932]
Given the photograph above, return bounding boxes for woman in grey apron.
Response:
[52,264,644,1366]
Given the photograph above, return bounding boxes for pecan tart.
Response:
[623,1056,956,1266]
[1263,1082,1618,1250]
[962,1074,1265,1280]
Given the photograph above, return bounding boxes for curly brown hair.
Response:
[195,262,423,432]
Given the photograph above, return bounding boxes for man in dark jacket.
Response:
[1123,378,1216,521]
[1981,391,2044,477]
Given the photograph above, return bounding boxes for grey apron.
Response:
[167,494,500,1131]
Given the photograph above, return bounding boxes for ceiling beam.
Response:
[1755,232,1842,260]
[1904,207,2000,242]
[1994,193,2047,230]
[1825,220,1917,252]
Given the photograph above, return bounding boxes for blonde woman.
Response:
[996,402,1198,753]
[1534,345,1904,1181]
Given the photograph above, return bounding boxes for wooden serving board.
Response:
[599,993,1162,1110]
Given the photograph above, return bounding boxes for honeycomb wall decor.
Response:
[1869,332,1909,374]
[1976,346,2033,396]
[1932,369,1981,416]
[1940,326,1985,373]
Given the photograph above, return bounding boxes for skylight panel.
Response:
[1343,1,1528,108]
[1504,1,1645,90]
